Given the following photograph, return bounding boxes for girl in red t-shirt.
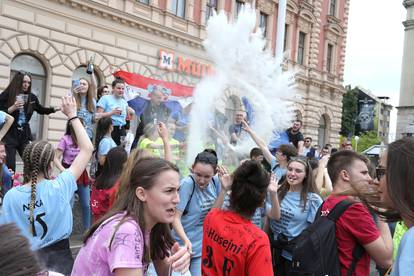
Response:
[91,146,127,222]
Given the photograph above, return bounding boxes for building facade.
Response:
[0,0,350,146]
[396,0,414,138]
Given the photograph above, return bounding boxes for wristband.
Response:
[68,116,79,124]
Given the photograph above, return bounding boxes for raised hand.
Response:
[241,119,251,133]
[217,165,232,191]
[157,121,169,140]
[60,96,77,119]
[166,242,191,273]
[268,173,279,194]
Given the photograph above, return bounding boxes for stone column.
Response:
[396,0,414,138]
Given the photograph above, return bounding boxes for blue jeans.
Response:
[189,256,201,276]
[70,185,91,231]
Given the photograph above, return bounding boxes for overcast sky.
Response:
[343,0,406,140]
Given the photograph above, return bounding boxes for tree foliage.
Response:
[353,131,381,153]
[340,87,359,137]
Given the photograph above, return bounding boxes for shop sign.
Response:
[159,49,214,78]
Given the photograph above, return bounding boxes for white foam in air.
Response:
[186,5,296,165]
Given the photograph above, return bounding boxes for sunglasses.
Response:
[376,167,386,181]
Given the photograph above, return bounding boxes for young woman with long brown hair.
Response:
[268,157,322,276]
[72,157,191,276]
[0,71,59,171]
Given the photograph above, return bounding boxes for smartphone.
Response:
[153,118,158,125]
[72,79,81,92]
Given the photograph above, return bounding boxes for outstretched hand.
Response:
[157,122,169,140]
[217,165,232,191]
[268,173,279,194]
[60,96,77,119]
[166,242,191,273]
[241,119,251,132]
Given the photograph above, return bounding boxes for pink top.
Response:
[57,135,80,165]
[71,213,148,276]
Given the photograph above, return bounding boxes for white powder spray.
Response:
[186,5,297,165]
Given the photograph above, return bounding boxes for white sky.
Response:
[343,0,406,141]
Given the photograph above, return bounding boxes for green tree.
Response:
[340,87,359,137]
[354,131,381,153]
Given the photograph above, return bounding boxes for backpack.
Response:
[182,176,217,216]
[288,200,365,276]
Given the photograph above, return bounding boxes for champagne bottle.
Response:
[86,56,94,74]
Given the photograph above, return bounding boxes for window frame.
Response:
[172,0,186,18]
[259,12,268,38]
[297,31,306,65]
[326,43,334,73]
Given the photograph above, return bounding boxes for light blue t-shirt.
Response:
[0,110,6,125]
[0,170,77,249]
[271,156,287,181]
[222,192,265,229]
[97,95,128,127]
[98,136,117,157]
[267,191,322,259]
[78,96,96,140]
[391,226,414,276]
[173,175,221,258]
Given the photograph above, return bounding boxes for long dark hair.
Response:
[366,138,414,223]
[64,117,84,147]
[94,146,127,190]
[4,72,32,107]
[278,157,318,211]
[84,157,178,263]
[229,160,269,218]
[94,117,112,150]
[0,223,43,275]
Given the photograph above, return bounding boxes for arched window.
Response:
[318,115,329,146]
[10,54,46,140]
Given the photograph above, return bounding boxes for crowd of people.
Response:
[0,70,413,276]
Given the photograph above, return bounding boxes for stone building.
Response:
[396,0,414,138]
[0,0,350,147]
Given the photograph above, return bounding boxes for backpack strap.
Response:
[326,199,366,275]
[182,176,196,216]
[327,199,353,221]
[347,244,365,276]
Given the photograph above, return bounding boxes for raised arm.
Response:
[212,166,232,209]
[0,113,14,140]
[157,122,172,162]
[242,120,273,164]
[266,173,281,220]
[60,96,94,179]
[53,149,65,173]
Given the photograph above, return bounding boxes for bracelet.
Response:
[68,116,79,124]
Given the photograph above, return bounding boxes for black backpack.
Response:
[289,200,365,276]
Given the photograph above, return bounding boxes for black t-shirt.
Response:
[286,128,304,148]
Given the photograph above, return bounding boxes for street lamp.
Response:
[354,136,360,152]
